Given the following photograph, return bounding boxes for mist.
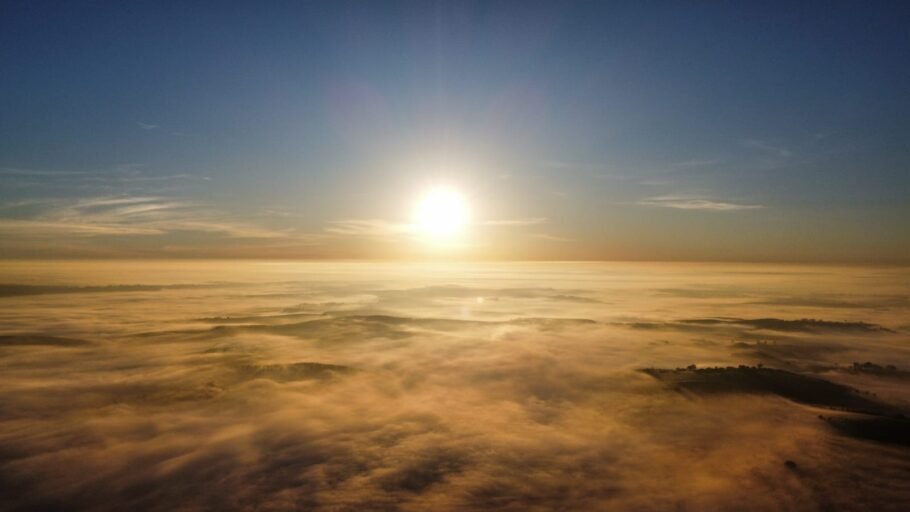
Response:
[1,261,909,511]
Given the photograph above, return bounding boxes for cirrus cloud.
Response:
[638,195,764,211]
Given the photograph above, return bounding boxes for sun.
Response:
[412,187,469,241]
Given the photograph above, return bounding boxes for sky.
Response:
[1,1,909,262]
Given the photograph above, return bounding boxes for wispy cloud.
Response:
[639,195,764,211]
[0,195,291,240]
[0,165,212,198]
[0,167,89,177]
[743,139,793,158]
[0,219,164,237]
[539,160,605,172]
[532,233,572,242]
[482,218,547,226]
[325,217,549,238]
[324,219,412,237]
[677,158,723,169]
[137,122,200,138]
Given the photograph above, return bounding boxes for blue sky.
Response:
[1,1,908,262]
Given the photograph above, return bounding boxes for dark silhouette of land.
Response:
[643,365,910,446]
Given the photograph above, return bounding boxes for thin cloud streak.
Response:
[324,219,412,237]
[482,218,547,226]
[0,167,90,177]
[743,139,793,159]
[0,195,293,240]
[532,233,573,242]
[639,196,764,211]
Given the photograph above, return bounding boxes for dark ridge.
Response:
[548,295,603,304]
[655,288,751,299]
[235,362,358,383]
[0,382,226,418]
[253,317,416,341]
[0,334,91,347]
[746,318,893,333]
[138,314,599,343]
[619,317,895,333]
[821,415,910,446]
[131,316,415,342]
[511,317,597,326]
[0,283,223,297]
[678,318,728,325]
[730,340,848,366]
[320,314,596,330]
[281,301,355,313]
[620,319,745,332]
[681,317,893,333]
[641,366,899,416]
[752,295,910,310]
[195,312,323,324]
[838,362,910,379]
[378,451,467,493]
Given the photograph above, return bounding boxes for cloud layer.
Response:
[0,262,908,511]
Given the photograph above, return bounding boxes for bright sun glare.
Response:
[412,187,469,241]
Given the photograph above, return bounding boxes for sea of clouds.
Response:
[1,261,908,511]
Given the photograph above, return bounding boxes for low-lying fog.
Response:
[1,261,909,511]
